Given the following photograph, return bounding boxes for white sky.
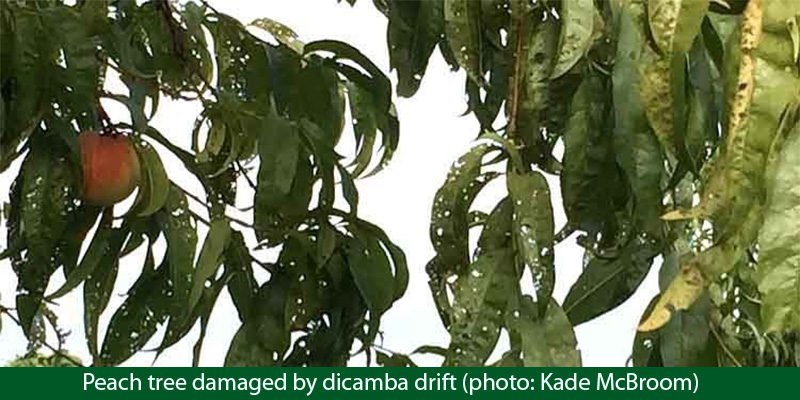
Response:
[0,0,660,367]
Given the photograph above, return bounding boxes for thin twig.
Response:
[199,0,223,16]
[175,184,254,229]
[187,208,212,227]
[101,61,207,103]
[709,324,744,367]
[554,222,577,244]
[506,8,528,141]
[250,257,275,273]
[236,160,258,190]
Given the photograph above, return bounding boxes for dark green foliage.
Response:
[368,0,800,367]
[2,0,800,368]
[1,0,405,367]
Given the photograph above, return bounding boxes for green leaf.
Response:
[119,216,160,258]
[47,223,126,300]
[259,119,300,189]
[506,297,582,367]
[84,247,123,363]
[346,235,394,316]
[631,295,664,367]
[443,0,486,87]
[757,119,800,333]
[182,2,214,87]
[701,17,725,72]
[346,82,379,177]
[561,74,626,236]
[412,345,449,357]
[303,42,398,178]
[189,270,229,367]
[53,204,102,277]
[300,119,337,211]
[14,133,77,333]
[279,236,327,332]
[254,114,300,238]
[295,58,346,145]
[337,163,359,215]
[551,0,595,79]
[440,197,513,365]
[352,217,409,302]
[509,1,559,165]
[563,238,660,325]
[507,170,555,312]
[684,35,719,170]
[304,39,392,114]
[225,231,257,323]
[613,5,666,237]
[660,294,714,366]
[429,143,498,275]
[345,79,399,179]
[315,220,337,268]
[156,185,198,316]
[131,140,170,217]
[1,9,52,171]
[225,276,292,367]
[188,219,230,310]
[386,0,444,97]
[99,262,171,366]
[156,251,232,359]
[445,249,517,367]
[477,197,514,253]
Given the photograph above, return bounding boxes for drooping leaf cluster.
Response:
[1,0,406,366]
[356,0,800,367]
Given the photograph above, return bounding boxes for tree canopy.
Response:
[1,0,799,367]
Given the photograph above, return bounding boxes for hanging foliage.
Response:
[360,0,800,367]
[0,0,405,366]
[2,0,799,367]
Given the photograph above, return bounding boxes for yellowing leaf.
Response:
[758,114,800,333]
[250,17,304,54]
[648,0,709,55]
[638,262,705,331]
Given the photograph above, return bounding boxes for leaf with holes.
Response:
[443,0,485,88]
[156,185,197,317]
[506,297,581,367]
[14,134,77,334]
[507,170,554,312]
[445,249,517,367]
[99,263,171,366]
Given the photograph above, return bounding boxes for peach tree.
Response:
[365,0,799,367]
[2,0,799,367]
[1,0,405,367]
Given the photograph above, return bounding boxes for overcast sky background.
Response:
[0,0,660,367]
